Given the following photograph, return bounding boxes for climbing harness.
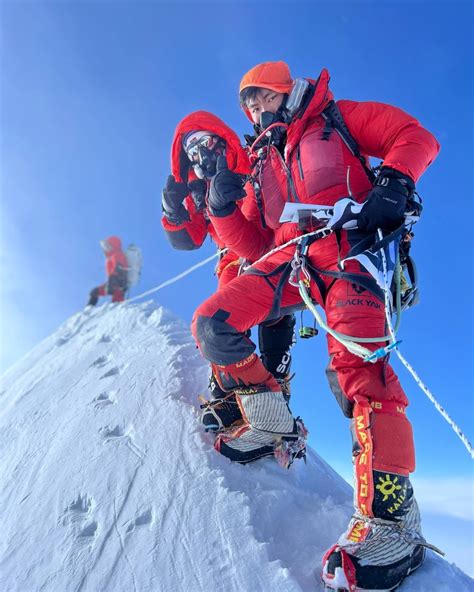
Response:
[123,216,473,459]
[249,202,473,459]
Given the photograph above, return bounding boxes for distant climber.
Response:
[87,236,130,306]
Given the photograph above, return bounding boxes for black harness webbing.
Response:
[244,262,294,319]
[242,229,386,320]
[343,224,405,262]
[321,100,377,185]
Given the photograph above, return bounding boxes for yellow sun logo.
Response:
[376,474,402,501]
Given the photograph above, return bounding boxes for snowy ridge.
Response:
[0,302,471,592]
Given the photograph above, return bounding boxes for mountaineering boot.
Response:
[322,472,428,591]
[214,381,305,465]
[87,287,100,306]
[259,314,295,398]
[200,374,243,432]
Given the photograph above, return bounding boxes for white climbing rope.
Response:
[127,224,332,305]
[127,249,227,304]
[376,229,474,460]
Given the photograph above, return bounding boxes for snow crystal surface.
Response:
[0,302,472,591]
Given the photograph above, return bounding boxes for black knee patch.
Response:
[195,314,255,365]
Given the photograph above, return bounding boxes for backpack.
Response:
[125,244,143,287]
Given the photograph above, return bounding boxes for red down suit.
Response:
[161,111,273,287]
[96,235,129,303]
[192,69,440,486]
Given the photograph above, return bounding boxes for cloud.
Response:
[0,204,44,372]
[411,476,474,522]
[330,470,474,523]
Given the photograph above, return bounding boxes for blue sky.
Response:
[1,0,473,556]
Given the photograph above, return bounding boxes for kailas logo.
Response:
[374,474,408,514]
[376,474,402,501]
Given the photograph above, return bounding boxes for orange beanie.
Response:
[239,61,294,96]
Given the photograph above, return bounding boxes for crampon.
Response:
[198,394,243,433]
[274,417,308,469]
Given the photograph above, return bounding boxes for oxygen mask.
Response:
[258,108,288,148]
[183,132,226,179]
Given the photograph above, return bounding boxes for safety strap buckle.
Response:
[363,340,402,363]
[289,242,311,288]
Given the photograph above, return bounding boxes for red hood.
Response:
[170,111,250,182]
[284,69,334,157]
[102,235,123,255]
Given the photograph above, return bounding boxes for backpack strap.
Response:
[322,100,377,184]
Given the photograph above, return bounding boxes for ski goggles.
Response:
[183,131,218,161]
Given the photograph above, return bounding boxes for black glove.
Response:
[162,175,190,224]
[208,156,246,217]
[358,168,415,233]
[188,179,207,211]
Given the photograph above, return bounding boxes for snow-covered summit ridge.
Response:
[0,302,471,591]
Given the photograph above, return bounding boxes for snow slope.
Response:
[0,302,472,592]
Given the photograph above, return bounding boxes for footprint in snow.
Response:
[100,366,120,379]
[99,424,146,461]
[125,508,154,534]
[99,424,128,440]
[67,494,93,514]
[92,391,117,409]
[91,355,110,368]
[61,494,98,544]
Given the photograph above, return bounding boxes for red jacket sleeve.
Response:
[161,195,209,251]
[338,100,440,182]
[209,182,274,262]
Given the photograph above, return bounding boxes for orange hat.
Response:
[239,61,294,96]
